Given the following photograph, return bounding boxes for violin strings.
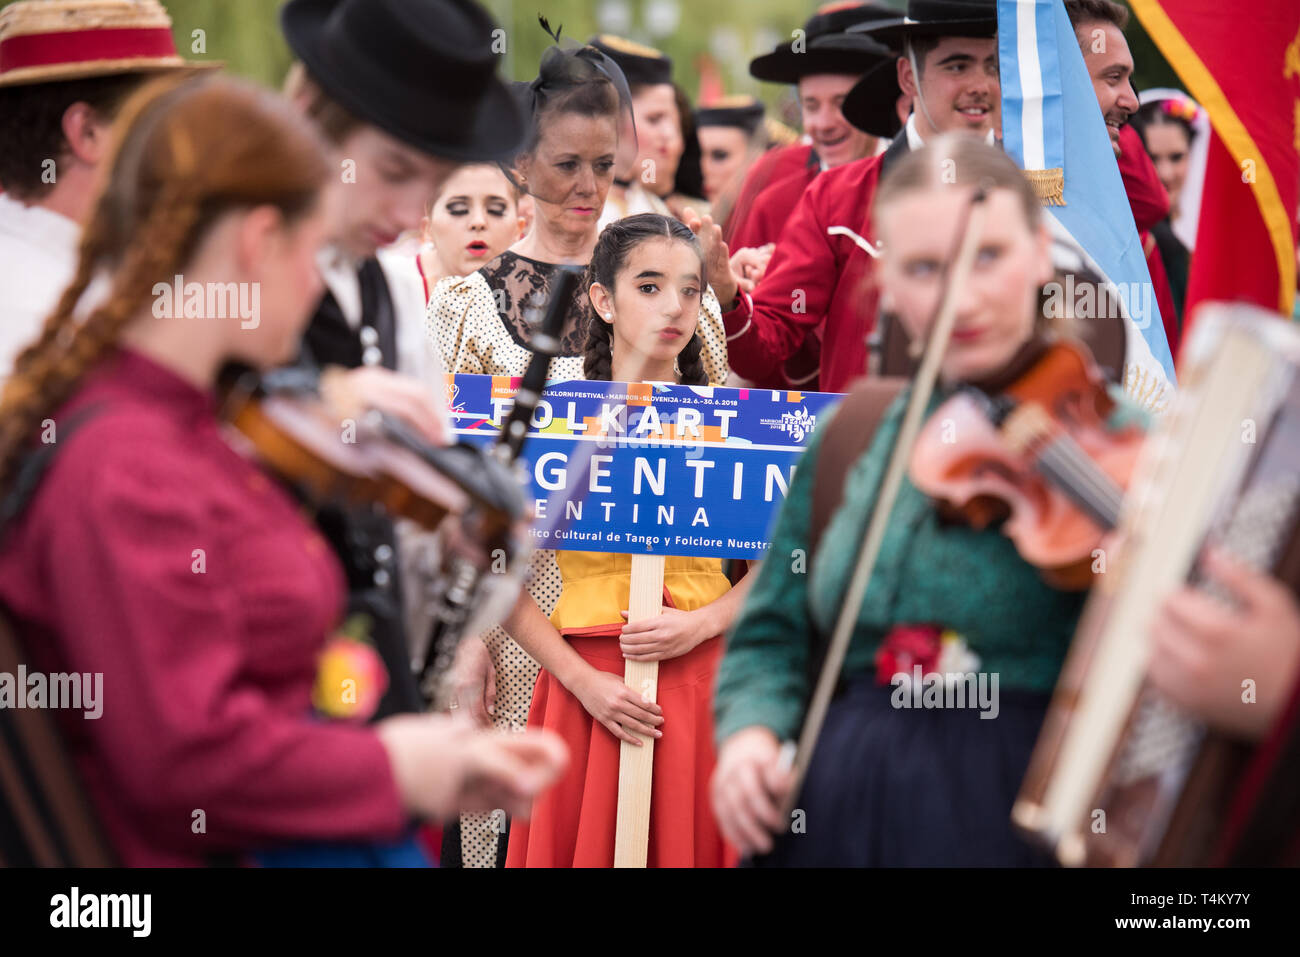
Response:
[1036,449,1118,529]
[1045,438,1125,511]
[995,399,1124,529]
[1035,435,1124,528]
[1041,437,1125,518]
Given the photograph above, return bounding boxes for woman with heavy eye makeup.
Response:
[426,33,731,868]
[416,163,526,297]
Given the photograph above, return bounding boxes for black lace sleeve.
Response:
[480,252,590,357]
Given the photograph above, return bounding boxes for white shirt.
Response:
[0,193,80,382]
[317,241,454,654]
[904,113,997,151]
[597,182,671,231]
[314,243,449,400]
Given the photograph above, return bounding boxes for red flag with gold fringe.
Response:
[1130,0,1300,327]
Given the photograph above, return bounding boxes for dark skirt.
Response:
[752,675,1058,867]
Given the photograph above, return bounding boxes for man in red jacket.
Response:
[725,3,901,253]
[718,4,900,391]
[715,0,1002,393]
[714,0,1175,395]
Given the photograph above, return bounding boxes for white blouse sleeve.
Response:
[427,273,492,376]
[699,287,730,387]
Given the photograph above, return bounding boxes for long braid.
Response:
[583,310,615,381]
[675,332,708,387]
[581,257,614,380]
[0,183,201,489]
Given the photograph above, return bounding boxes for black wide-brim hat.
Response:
[282,0,526,162]
[750,31,896,85]
[849,0,998,48]
[841,57,905,139]
[587,34,673,87]
[696,95,766,135]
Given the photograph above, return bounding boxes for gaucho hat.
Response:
[282,0,526,161]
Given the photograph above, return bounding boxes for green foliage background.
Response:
[0,0,1183,115]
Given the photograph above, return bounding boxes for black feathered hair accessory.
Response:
[511,15,636,159]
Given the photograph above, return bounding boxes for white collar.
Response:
[316,245,363,328]
[0,192,80,258]
[904,114,998,151]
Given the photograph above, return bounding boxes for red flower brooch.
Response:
[312,614,389,722]
[875,624,979,686]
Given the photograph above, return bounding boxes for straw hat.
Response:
[0,0,215,88]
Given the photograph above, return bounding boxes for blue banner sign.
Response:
[446,374,842,559]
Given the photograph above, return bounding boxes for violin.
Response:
[222,366,525,538]
[909,337,1146,589]
[784,183,1148,819]
[218,364,529,700]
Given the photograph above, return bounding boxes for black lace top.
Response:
[479,251,590,357]
[427,248,729,385]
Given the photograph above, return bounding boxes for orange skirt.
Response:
[505,631,736,868]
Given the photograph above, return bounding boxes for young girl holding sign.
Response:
[504,214,746,867]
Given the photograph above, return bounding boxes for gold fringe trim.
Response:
[1024,167,1065,206]
[765,117,800,147]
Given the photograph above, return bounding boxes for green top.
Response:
[713,385,1138,744]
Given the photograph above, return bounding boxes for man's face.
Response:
[1078,21,1139,154]
[797,74,877,169]
[899,36,1001,139]
[326,124,459,259]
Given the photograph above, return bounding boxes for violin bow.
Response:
[777,182,994,822]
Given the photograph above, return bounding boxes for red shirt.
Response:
[0,349,407,865]
[727,146,826,390]
[723,149,887,393]
[724,144,815,247]
[728,148,820,252]
[1117,124,1181,357]
[1117,124,1169,234]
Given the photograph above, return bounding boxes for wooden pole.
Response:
[613,553,665,867]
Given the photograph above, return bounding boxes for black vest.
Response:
[298,257,422,716]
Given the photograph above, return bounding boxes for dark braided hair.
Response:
[582,213,709,386]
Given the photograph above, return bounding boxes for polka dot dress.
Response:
[427,250,728,867]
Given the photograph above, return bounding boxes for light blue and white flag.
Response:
[997,0,1177,383]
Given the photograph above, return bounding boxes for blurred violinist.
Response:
[0,75,566,867]
[710,135,1147,866]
